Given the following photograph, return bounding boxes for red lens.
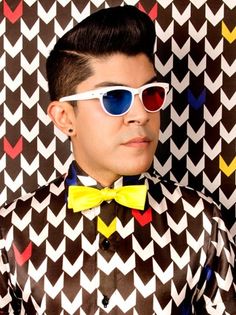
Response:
[142,86,165,111]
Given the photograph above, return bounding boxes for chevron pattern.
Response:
[0,162,235,313]
[0,1,235,237]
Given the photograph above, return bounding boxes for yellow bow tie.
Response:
[68,185,147,212]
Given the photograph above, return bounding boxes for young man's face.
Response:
[70,53,160,186]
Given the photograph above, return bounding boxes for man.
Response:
[0,5,235,315]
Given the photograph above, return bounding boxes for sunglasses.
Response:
[59,82,169,116]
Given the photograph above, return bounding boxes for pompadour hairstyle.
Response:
[46,5,156,101]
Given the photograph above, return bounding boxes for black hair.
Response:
[46,5,156,101]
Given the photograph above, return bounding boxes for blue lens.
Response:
[102,90,132,115]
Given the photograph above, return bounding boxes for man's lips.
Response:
[122,137,151,146]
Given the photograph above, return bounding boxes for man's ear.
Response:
[47,101,76,136]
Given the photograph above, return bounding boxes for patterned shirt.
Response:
[0,161,235,314]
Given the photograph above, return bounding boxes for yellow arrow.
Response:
[219,155,236,177]
[222,21,236,44]
[97,217,117,238]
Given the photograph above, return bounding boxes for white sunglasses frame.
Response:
[59,82,169,116]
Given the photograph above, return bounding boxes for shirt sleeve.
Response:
[195,205,236,315]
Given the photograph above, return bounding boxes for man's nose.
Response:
[123,95,149,125]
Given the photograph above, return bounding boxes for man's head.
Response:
[46,5,156,101]
[47,6,168,186]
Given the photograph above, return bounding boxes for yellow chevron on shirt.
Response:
[219,155,236,177]
[97,216,117,238]
[222,21,236,44]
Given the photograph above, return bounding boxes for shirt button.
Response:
[102,295,109,308]
[101,239,110,250]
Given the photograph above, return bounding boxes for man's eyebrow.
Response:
[94,76,158,88]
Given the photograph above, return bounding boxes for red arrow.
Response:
[138,3,158,21]
[132,207,152,226]
[13,242,32,266]
[3,136,23,159]
[3,0,23,24]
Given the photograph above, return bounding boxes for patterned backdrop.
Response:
[0,0,235,235]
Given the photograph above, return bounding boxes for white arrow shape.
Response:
[4,170,23,192]
[155,21,174,42]
[62,252,83,277]
[37,35,57,58]
[37,2,56,23]
[46,238,65,262]
[203,212,212,235]
[98,252,135,275]
[151,225,171,248]
[20,19,39,41]
[37,171,56,187]
[44,274,64,299]
[71,2,90,23]
[171,281,187,306]
[188,55,206,76]
[205,38,223,60]
[203,139,221,160]
[216,267,233,291]
[12,209,32,231]
[49,180,65,196]
[20,121,39,142]
[63,218,83,241]
[153,296,172,315]
[159,122,172,143]
[0,292,12,308]
[3,35,22,58]
[148,193,168,214]
[203,172,221,193]
[172,38,190,60]
[206,4,224,26]
[172,3,191,26]
[221,88,236,110]
[221,56,236,77]
[182,198,204,218]
[220,123,236,144]
[54,19,74,38]
[54,154,73,175]
[170,172,188,186]
[132,236,154,261]
[170,139,189,160]
[204,72,223,93]
[21,87,39,109]
[134,272,156,298]
[187,265,202,290]
[203,105,222,127]
[153,156,172,177]
[155,0,172,8]
[31,294,46,315]
[0,19,6,37]
[155,55,173,76]
[116,217,134,238]
[37,138,55,158]
[171,105,189,127]
[186,230,205,252]
[190,0,207,9]
[21,53,39,75]
[37,70,48,92]
[219,189,236,209]
[153,260,173,284]
[61,290,82,314]
[187,122,205,143]
[29,224,49,247]
[223,0,236,9]
[4,69,23,92]
[187,155,205,176]
[31,194,51,213]
[37,104,51,125]
[189,21,207,43]
[170,246,190,270]
[167,213,188,235]
[47,205,66,228]
[81,233,99,256]
[28,258,47,282]
[160,184,182,203]
[4,103,22,126]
